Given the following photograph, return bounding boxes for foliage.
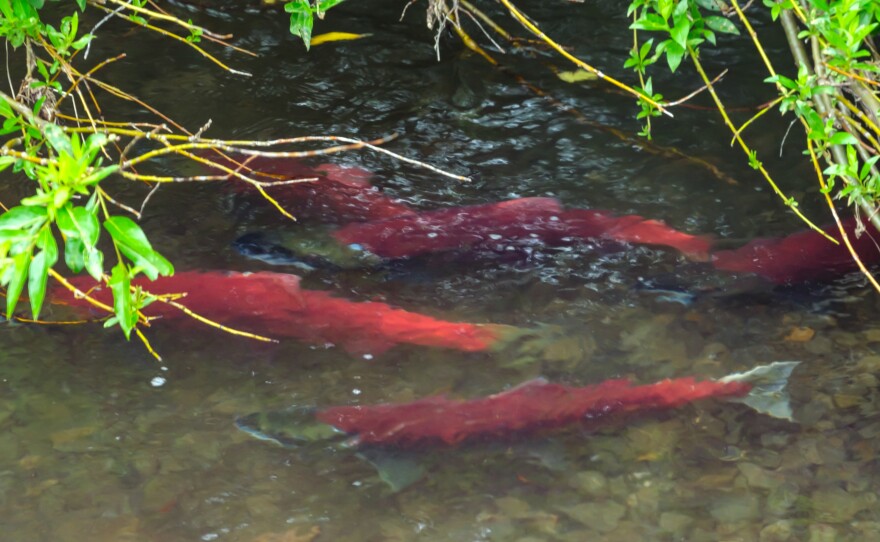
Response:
[284,0,347,50]
[0,1,266,354]
[0,0,465,357]
[624,0,880,246]
[0,0,174,339]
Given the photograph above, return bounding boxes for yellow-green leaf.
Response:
[310,32,371,46]
[556,69,599,84]
[28,228,58,318]
[6,251,29,318]
[104,216,173,280]
[109,263,135,340]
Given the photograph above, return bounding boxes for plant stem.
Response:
[779,9,880,233]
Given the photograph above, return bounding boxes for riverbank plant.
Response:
[0,0,458,358]
[624,0,880,288]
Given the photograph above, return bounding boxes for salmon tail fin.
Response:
[718,361,800,421]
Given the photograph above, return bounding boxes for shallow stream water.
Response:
[3,1,880,541]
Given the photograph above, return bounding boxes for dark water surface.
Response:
[3,1,880,541]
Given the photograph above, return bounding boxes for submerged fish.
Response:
[49,271,526,355]
[202,153,416,223]
[239,200,880,288]
[203,153,880,285]
[711,216,880,284]
[235,197,713,269]
[236,362,799,489]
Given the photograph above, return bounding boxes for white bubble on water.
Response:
[150,376,166,388]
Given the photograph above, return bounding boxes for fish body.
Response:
[236,362,799,489]
[206,152,880,286]
[202,153,880,285]
[239,362,799,449]
[712,217,880,284]
[235,197,713,269]
[203,153,415,223]
[49,271,516,355]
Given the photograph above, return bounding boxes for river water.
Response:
[3,1,880,541]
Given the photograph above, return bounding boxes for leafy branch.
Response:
[624,0,880,263]
[284,0,347,49]
[0,0,474,358]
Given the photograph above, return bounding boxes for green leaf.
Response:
[765,74,796,90]
[695,0,727,11]
[67,204,103,279]
[803,108,825,137]
[85,191,99,212]
[640,38,654,60]
[810,85,836,96]
[285,0,314,50]
[704,28,716,46]
[80,164,119,187]
[28,229,58,318]
[109,263,135,339]
[829,131,858,146]
[672,0,688,19]
[84,246,104,280]
[57,205,100,246]
[0,206,47,231]
[664,40,686,72]
[0,1,14,18]
[705,16,740,35]
[860,156,880,180]
[670,19,691,48]
[71,34,93,50]
[630,13,669,32]
[0,156,16,172]
[5,251,30,318]
[43,123,74,157]
[104,216,173,280]
[315,0,345,15]
[64,236,85,273]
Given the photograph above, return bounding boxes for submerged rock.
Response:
[811,486,875,523]
[759,520,794,542]
[709,491,761,522]
[766,482,802,517]
[560,500,626,532]
[808,523,838,542]
[658,511,694,534]
[568,471,608,496]
[737,462,785,490]
[49,426,101,453]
